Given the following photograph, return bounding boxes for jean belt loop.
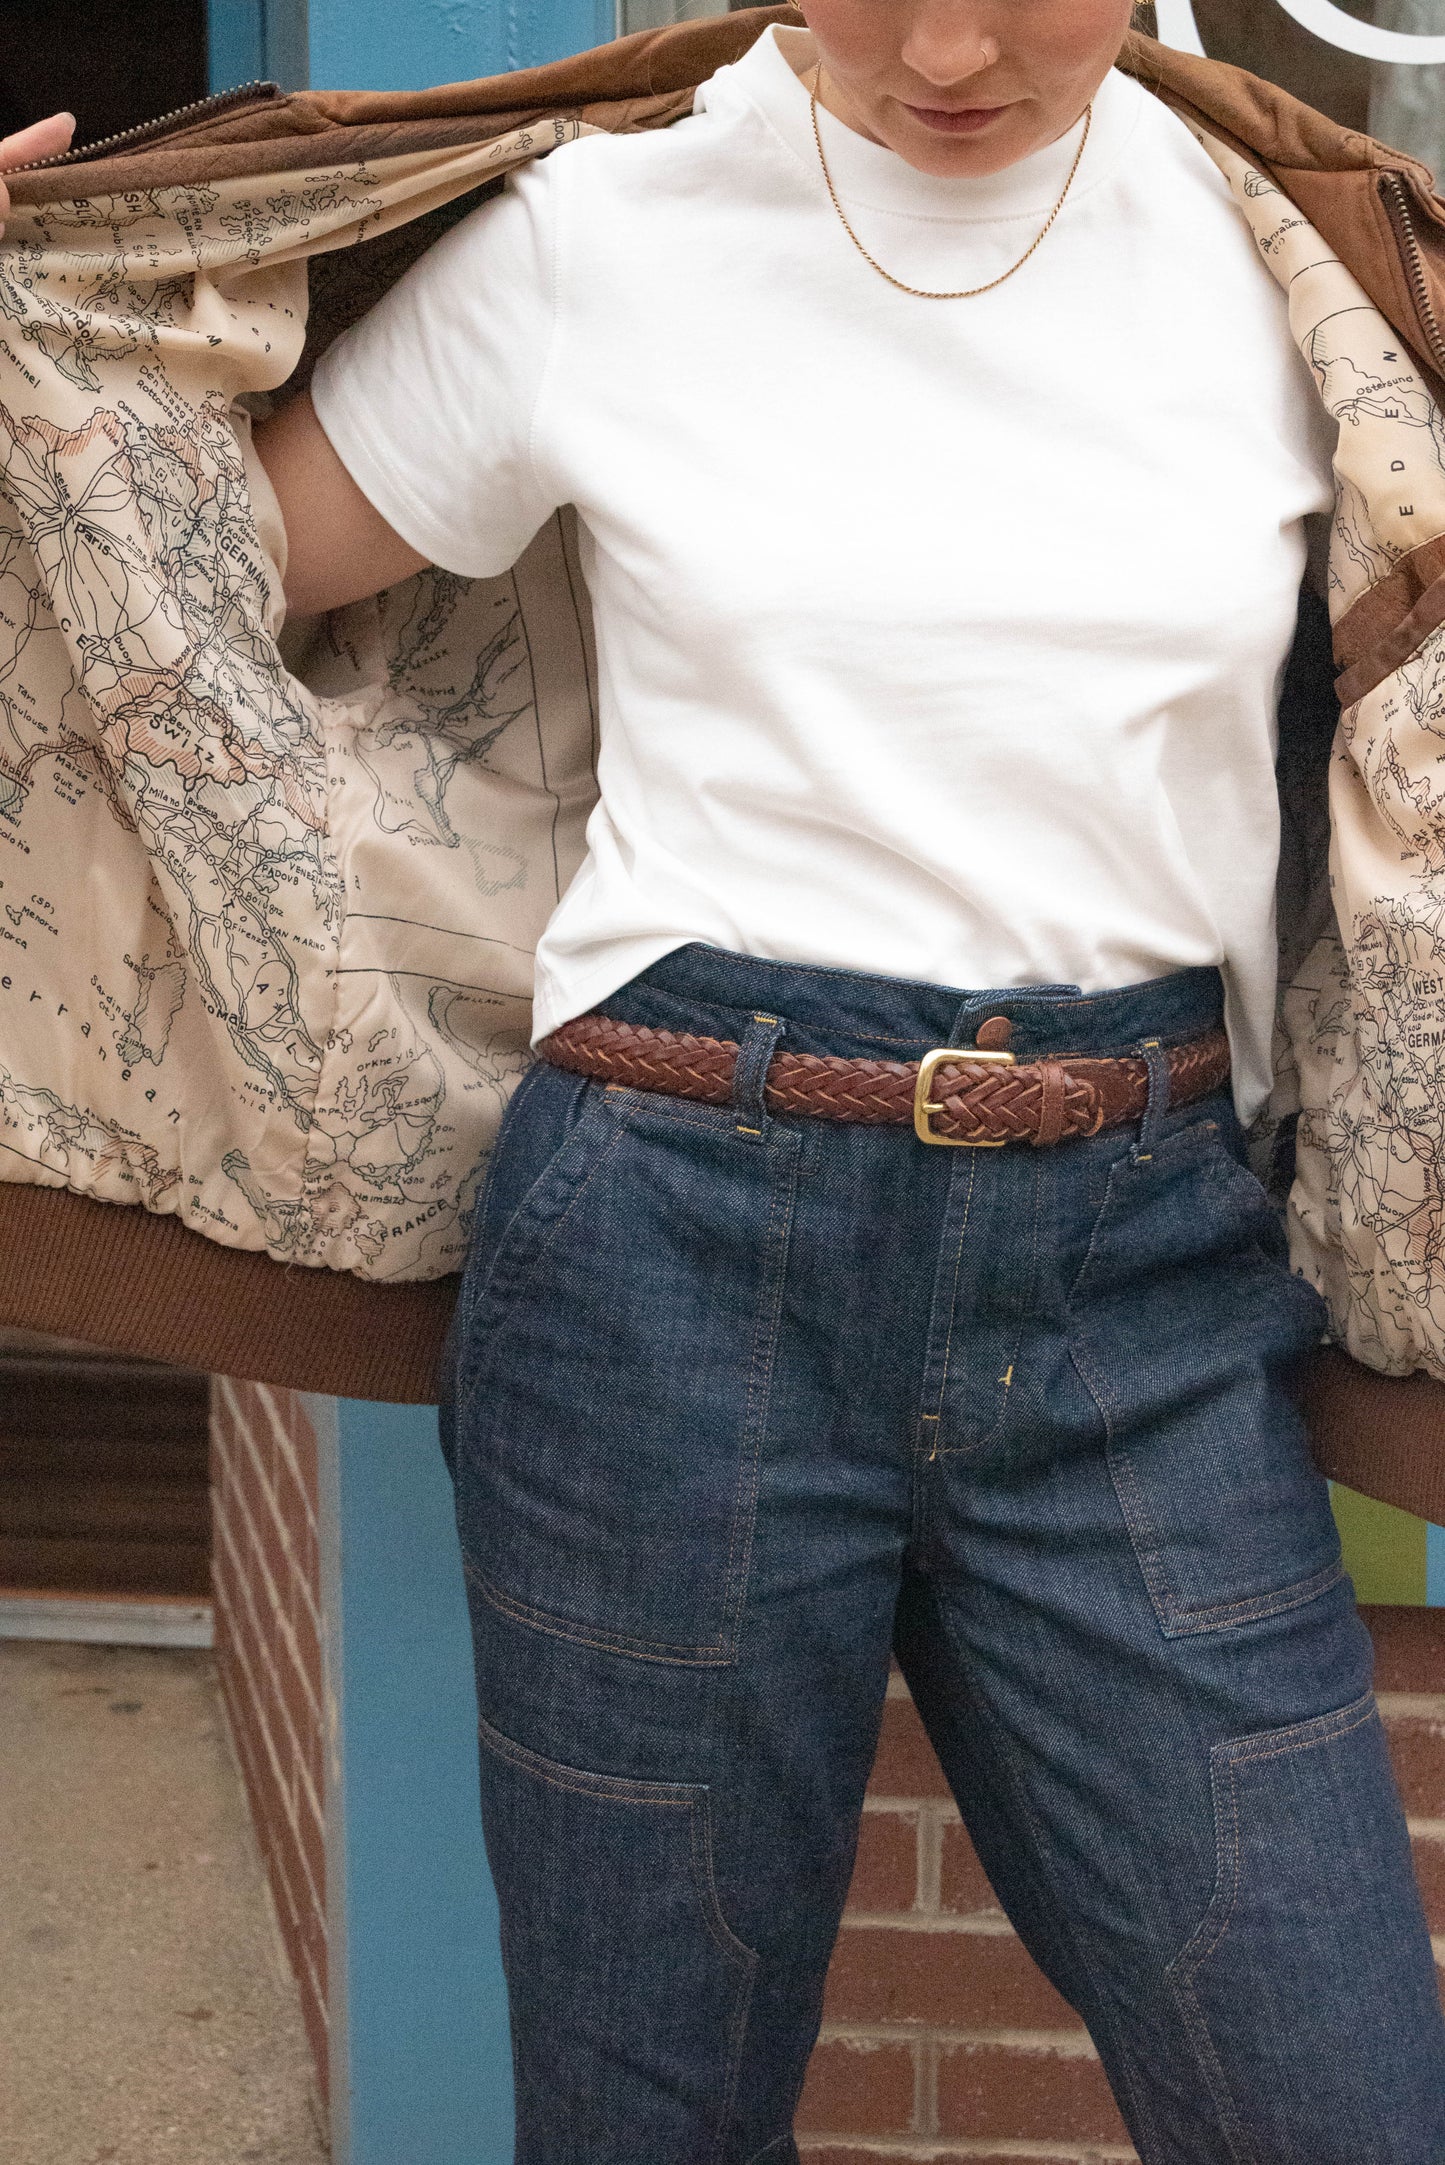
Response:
[732,1010,788,1139]
[1134,1036,1171,1163]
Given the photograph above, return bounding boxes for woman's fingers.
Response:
[0,112,76,234]
[0,111,77,172]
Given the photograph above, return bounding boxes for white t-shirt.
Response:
[311,26,1336,1118]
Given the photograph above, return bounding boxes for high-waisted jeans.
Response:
[441,944,1445,2164]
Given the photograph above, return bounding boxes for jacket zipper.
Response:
[1380,170,1445,379]
[5,81,282,174]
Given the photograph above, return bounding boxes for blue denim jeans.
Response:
[443,945,1445,2165]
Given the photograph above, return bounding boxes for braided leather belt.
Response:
[538,1012,1232,1148]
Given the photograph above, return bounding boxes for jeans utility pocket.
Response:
[1068,1116,1342,1637]
[1167,1692,1445,2165]
[477,1713,757,2163]
[455,1069,802,1664]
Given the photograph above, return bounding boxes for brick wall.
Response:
[798,1608,1445,2162]
[209,1379,328,2098]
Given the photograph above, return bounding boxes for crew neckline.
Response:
[699,23,1142,224]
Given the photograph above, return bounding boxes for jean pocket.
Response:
[459,1065,627,1344]
[455,1093,801,1664]
[477,1714,757,2156]
[1168,1692,1442,2164]
[1068,1117,1341,1637]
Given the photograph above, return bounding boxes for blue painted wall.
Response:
[307,0,614,90]
[208,0,310,91]
[321,1400,513,2165]
[1430,1522,1445,1606]
[211,0,615,100]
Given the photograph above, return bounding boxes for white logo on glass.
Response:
[1155,0,1445,63]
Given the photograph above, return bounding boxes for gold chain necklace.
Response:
[808,71,1092,301]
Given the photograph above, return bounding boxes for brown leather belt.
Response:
[538,1012,1232,1148]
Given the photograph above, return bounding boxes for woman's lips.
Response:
[901,102,1012,136]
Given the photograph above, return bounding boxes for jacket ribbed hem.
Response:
[3,1183,1443,1517]
[1305,1347,1445,1528]
[0,1184,453,1403]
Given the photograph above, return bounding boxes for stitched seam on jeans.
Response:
[911,1586,1116,2052]
[608,1090,770,1138]
[1168,1754,1259,2165]
[488,1100,630,1310]
[918,1152,977,1447]
[471,1055,547,1256]
[937,1148,1042,1459]
[1110,2038,1169,2161]
[470,1064,586,1306]
[1065,1150,1185,1629]
[458,1104,635,1424]
[477,1710,704,1803]
[667,948,1196,1021]
[718,1133,801,1643]
[464,1558,732,1665]
[687,1786,763,2156]
[1222,1695,1378,1769]
[1164,1555,1347,1637]
[1175,1749,1243,1985]
[687,1796,757,1971]
[1068,1322,1177,1628]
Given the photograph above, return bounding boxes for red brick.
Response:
[869,1697,951,1799]
[936,2039,1129,2143]
[212,1383,330,2112]
[217,1608,271,1800]
[208,1388,236,1488]
[1411,1833,1445,1929]
[251,1700,296,1861]
[295,1767,328,1919]
[796,2036,917,2136]
[221,1544,280,1739]
[846,1813,920,1916]
[275,1617,320,1756]
[823,1924,1083,2033]
[292,1579,324,1702]
[295,1955,330,2105]
[218,1658,264,1809]
[254,1383,286,1490]
[1383,1715,1445,1818]
[939,1821,1006,1921]
[226,1380,268,1470]
[269,1802,326,1989]
[1365,1608,1445,1693]
[287,1396,321,1513]
[797,2151,1082,2164]
[226,1440,283,1615]
[210,1511,241,1618]
[254,1477,297,1622]
[272,1424,318,1561]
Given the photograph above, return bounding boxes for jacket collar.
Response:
[8,6,1444,391]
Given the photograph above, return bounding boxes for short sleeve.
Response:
[310,165,561,579]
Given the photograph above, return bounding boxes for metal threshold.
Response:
[0,1591,214,1648]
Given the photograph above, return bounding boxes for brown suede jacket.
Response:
[0,11,1443,1522]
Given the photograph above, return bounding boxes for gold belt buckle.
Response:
[913,1046,1016,1147]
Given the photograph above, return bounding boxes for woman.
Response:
[259,3,1445,2157]
[11,3,1445,2156]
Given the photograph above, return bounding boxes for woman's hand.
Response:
[0,109,421,616]
[0,113,76,235]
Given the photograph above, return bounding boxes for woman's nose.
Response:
[899,5,1001,88]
